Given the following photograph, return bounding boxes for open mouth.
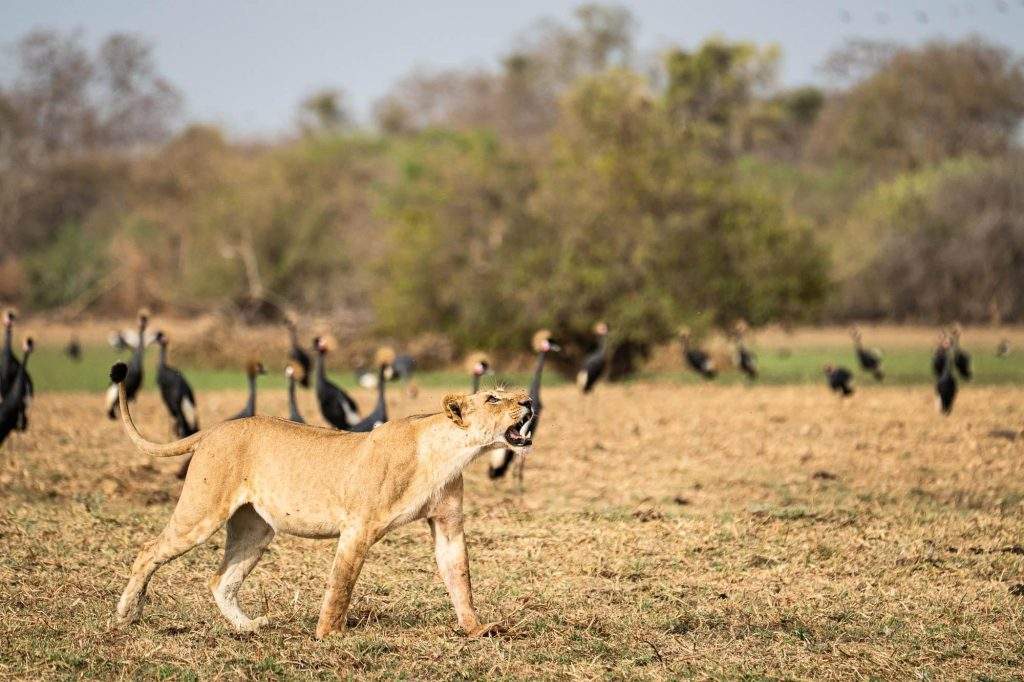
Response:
[504,412,534,447]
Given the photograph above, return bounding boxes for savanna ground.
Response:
[1,364,1023,679]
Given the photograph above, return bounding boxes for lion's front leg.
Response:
[427,477,501,637]
[315,526,370,639]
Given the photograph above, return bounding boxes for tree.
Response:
[809,38,1024,172]
[839,155,1024,322]
[297,89,351,135]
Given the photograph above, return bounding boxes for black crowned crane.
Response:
[733,320,758,381]
[678,326,717,380]
[467,351,492,394]
[285,363,305,424]
[64,336,82,362]
[345,347,395,432]
[824,364,854,397]
[935,338,958,415]
[105,310,149,419]
[313,336,361,429]
[1,310,33,430]
[950,324,972,380]
[285,317,311,388]
[489,329,560,484]
[228,360,266,421]
[577,321,609,393]
[154,331,199,439]
[0,337,33,448]
[851,327,884,381]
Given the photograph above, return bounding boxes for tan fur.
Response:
[113,378,531,639]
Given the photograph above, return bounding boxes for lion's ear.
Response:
[443,393,468,428]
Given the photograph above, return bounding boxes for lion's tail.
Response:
[110,362,205,457]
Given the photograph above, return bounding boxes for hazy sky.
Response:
[2,1,1022,138]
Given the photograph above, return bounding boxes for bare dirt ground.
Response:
[1,383,1023,679]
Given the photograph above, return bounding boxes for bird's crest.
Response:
[375,345,397,367]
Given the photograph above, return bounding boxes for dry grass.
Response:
[2,382,1023,679]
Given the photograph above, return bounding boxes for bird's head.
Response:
[138,308,150,328]
[22,337,33,354]
[532,329,561,353]
[247,360,266,378]
[2,309,15,327]
[594,321,609,336]
[375,345,397,370]
[465,351,491,378]
[285,362,301,380]
[154,330,168,346]
[823,363,835,375]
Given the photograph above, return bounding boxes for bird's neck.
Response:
[471,374,480,394]
[315,351,326,385]
[287,375,297,404]
[157,344,167,369]
[133,325,147,365]
[2,325,11,354]
[529,351,547,400]
[246,374,257,413]
[377,365,387,403]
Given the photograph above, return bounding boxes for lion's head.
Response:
[441,388,534,451]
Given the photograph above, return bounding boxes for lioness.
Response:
[108,361,534,639]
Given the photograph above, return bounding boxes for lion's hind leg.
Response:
[117,504,228,625]
[209,504,275,632]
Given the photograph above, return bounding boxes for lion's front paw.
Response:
[465,621,505,638]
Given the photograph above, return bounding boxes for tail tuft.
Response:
[110,362,129,383]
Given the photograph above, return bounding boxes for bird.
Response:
[935,339,958,415]
[105,310,149,419]
[851,327,884,381]
[576,321,609,393]
[678,327,717,380]
[733,320,758,381]
[950,324,972,380]
[154,331,199,439]
[1,309,33,431]
[0,337,33,448]
[824,364,854,397]
[228,360,266,421]
[489,329,560,483]
[108,327,156,352]
[313,336,361,429]
[345,347,394,432]
[466,351,492,394]
[285,364,305,424]
[996,339,1011,358]
[64,336,82,362]
[285,317,311,388]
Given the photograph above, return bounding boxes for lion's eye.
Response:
[485,395,499,404]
